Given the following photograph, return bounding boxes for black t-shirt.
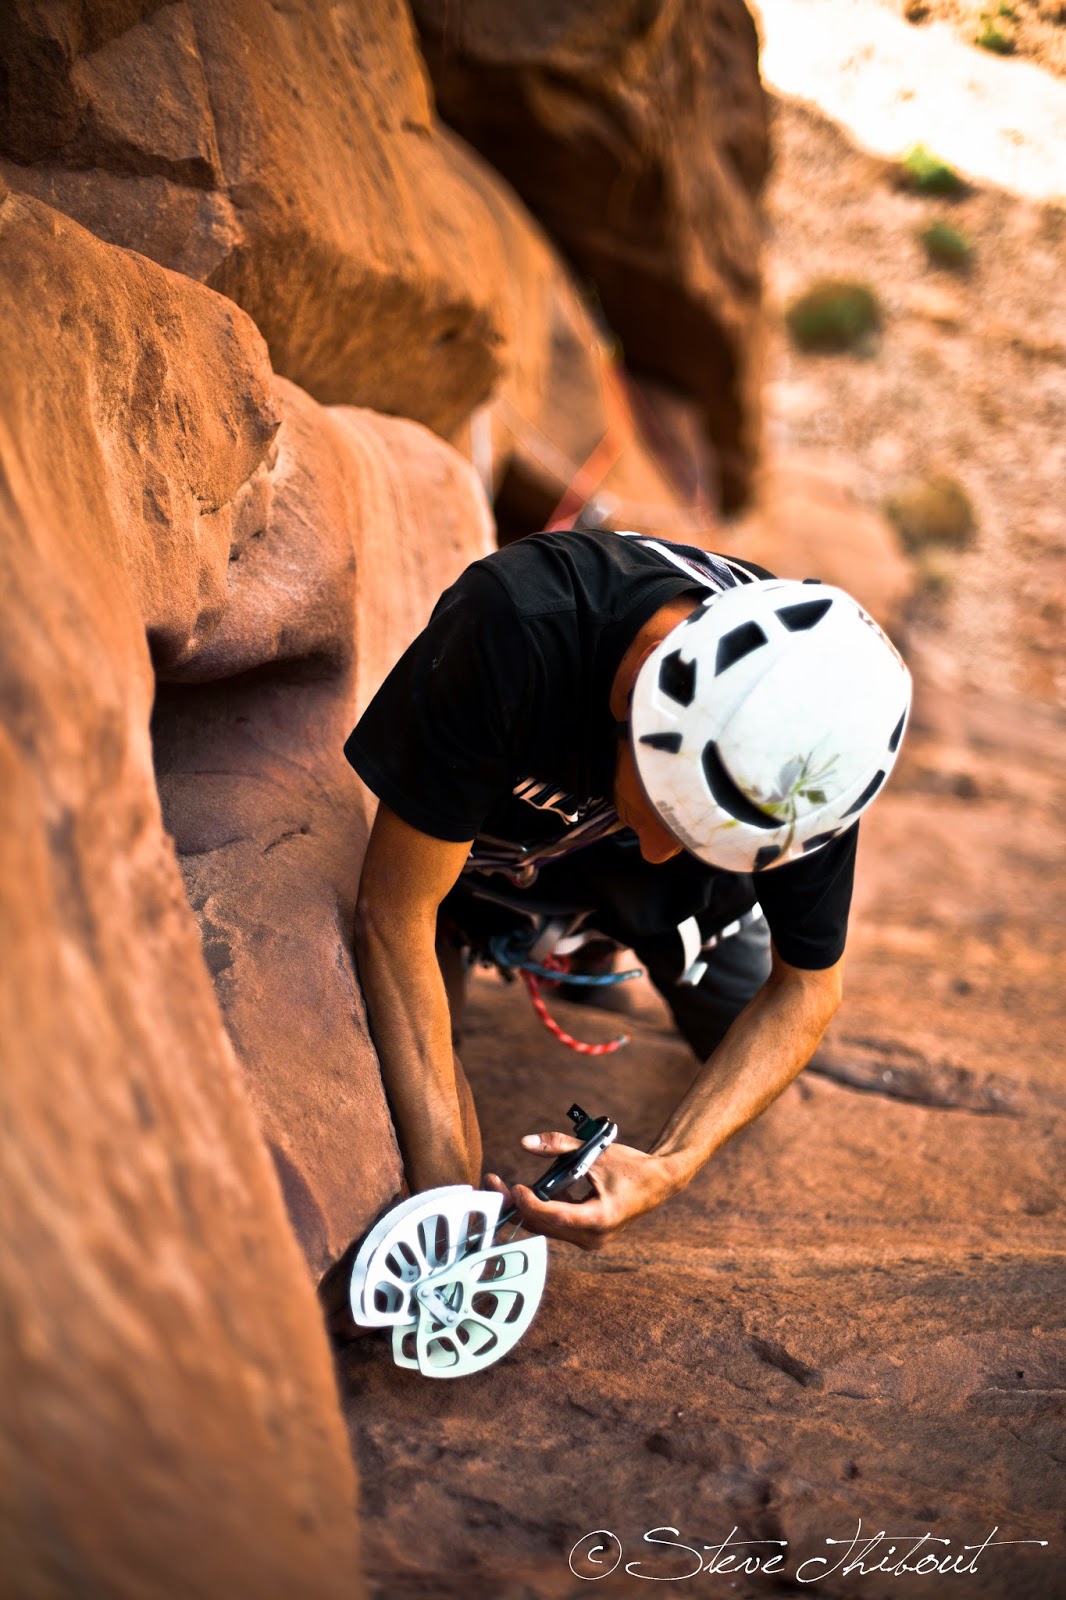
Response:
[345,529,857,970]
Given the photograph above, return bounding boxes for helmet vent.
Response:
[639,731,683,754]
[658,650,697,706]
[715,622,767,675]
[803,829,841,852]
[888,710,907,753]
[754,844,783,870]
[702,742,780,830]
[776,598,833,631]
[842,769,886,817]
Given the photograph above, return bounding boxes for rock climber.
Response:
[344,528,910,1251]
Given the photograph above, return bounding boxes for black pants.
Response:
[633,915,771,1060]
[442,840,772,1063]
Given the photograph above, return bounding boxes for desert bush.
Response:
[901,144,966,196]
[920,220,973,270]
[785,280,882,353]
[976,18,1015,51]
[884,475,976,553]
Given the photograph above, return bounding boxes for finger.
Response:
[515,1185,606,1227]
[520,1131,582,1153]
[483,1172,513,1205]
[508,1184,611,1249]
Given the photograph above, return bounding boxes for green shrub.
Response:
[785,280,882,353]
[920,220,973,270]
[901,144,965,196]
[884,475,976,554]
[976,19,1015,51]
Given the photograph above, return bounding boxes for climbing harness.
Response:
[481,903,767,1054]
[348,1105,616,1378]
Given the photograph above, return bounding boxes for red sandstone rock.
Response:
[0,186,363,1597]
[0,0,509,436]
[154,381,495,1278]
[412,0,770,510]
[442,133,716,542]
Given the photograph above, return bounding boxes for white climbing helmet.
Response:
[629,579,912,872]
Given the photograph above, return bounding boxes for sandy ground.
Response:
[755,0,1066,199]
[755,0,1066,715]
[875,0,1066,83]
[337,13,1065,1596]
[756,138,1064,710]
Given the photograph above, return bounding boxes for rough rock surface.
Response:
[337,661,1064,1600]
[154,379,495,1279]
[442,133,716,543]
[413,0,770,509]
[0,185,363,1595]
[0,0,509,436]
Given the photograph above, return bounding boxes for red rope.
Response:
[543,358,628,533]
[519,964,630,1057]
[544,426,624,532]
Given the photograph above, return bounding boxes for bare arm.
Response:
[353,804,479,1191]
[487,947,843,1249]
[650,946,843,1179]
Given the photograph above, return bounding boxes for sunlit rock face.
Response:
[0,0,512,436]
[0,185,364,1599]
[441,131,719,544]
[153,380,496,1278]
[0,4,776,1591]
[412,0,770,511]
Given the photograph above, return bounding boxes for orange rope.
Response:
[544,426,624,532]
[493,388,715,537]
[543,353,631,532]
